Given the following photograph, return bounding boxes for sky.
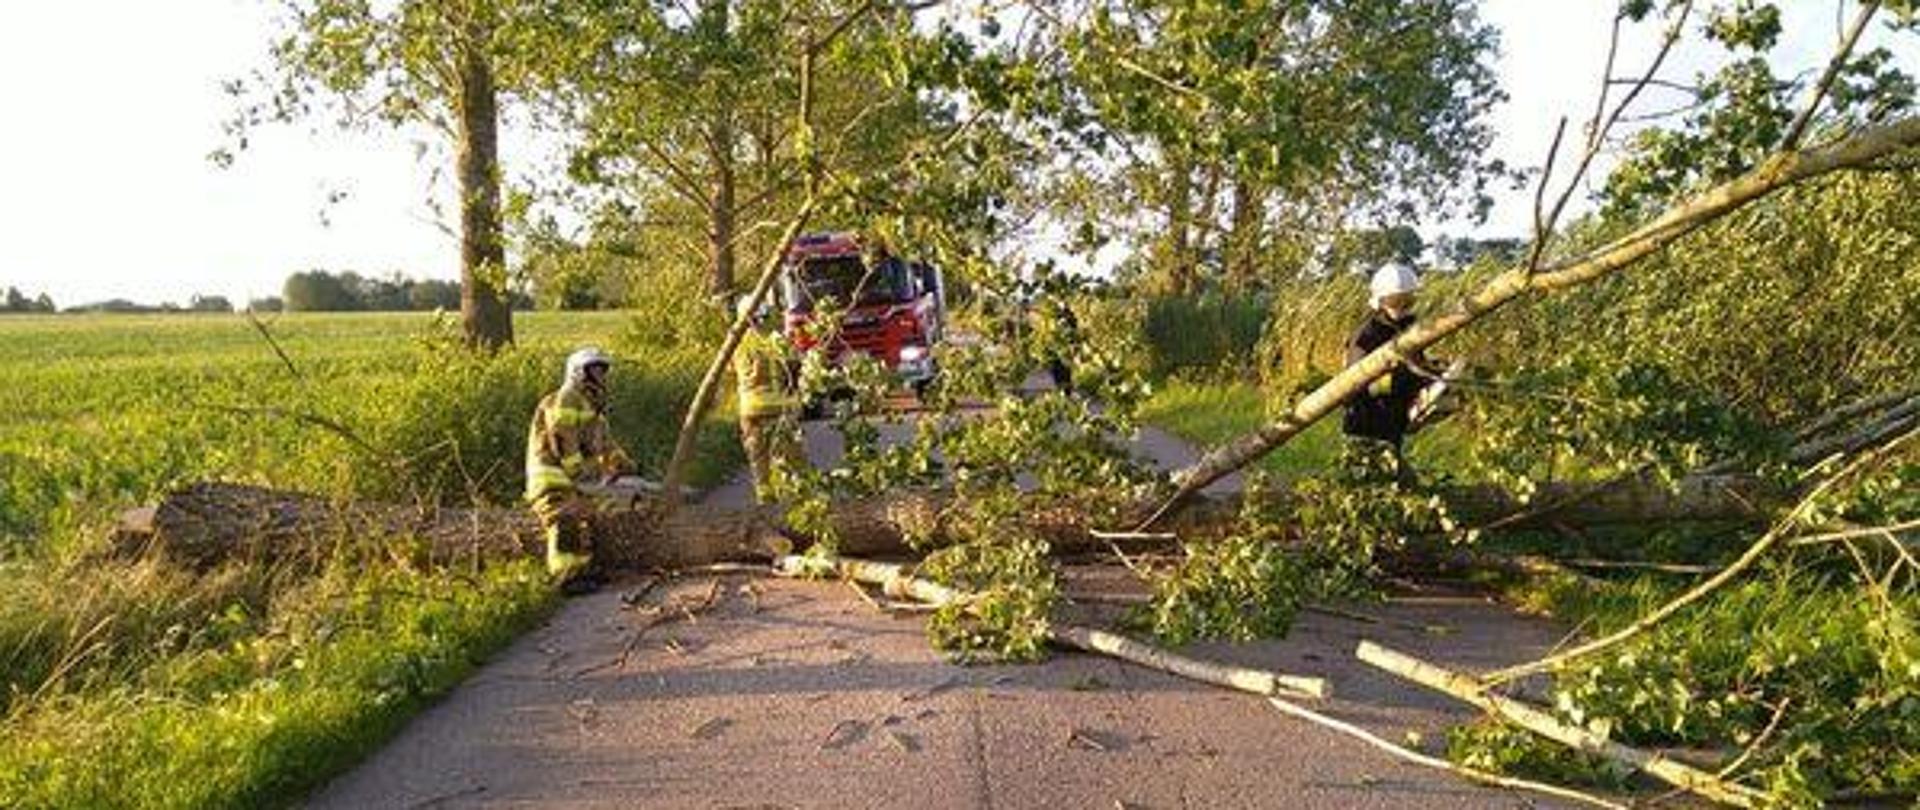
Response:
[0,1,1913,307]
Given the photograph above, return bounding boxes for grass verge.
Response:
[0,559,557,810]
[1139,379,1345,480]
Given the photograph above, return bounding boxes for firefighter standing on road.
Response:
[525,347,635,595]
[734,296,802,502]
[1342,262,1443,481]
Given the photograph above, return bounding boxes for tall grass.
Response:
[0,560,555,810]
[1140,294,1269,380]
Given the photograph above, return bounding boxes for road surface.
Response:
[308,420,1577,810]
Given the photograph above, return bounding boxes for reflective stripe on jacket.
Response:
[525,385,631,500]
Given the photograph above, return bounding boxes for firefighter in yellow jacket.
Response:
[526,347,634,595]
[734,296,801,501]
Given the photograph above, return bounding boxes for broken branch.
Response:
[1482,430,1915,685]
[1145,114,1920,526]
[1355,641,1763,807]
[1049,623,1327,699]
[781,552,1328,699]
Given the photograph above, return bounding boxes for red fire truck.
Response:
[777,231,946,400]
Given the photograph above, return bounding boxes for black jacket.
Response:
[1341,309,1431,445]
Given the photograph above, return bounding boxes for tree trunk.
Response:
[1141,115,1920,526]
[1225,175,1264,289]
[456,34,513,351]
[658,198,817,503]
[1162,154,1195,294]
[708,118,739,296]
[702,0,739,297]
[114,475,1776,573]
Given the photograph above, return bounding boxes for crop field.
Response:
[0,311,738,546]
[0,310,740,809]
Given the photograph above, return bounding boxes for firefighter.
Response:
[525,347,635,595]
[734,296,803,501]
[1342,262,1442,482]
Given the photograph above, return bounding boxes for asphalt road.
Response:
[307,420,1579,810]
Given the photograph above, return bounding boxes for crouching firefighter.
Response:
[526,347,636,595]
[733,296,802,502]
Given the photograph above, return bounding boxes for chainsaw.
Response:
[1408,358,1468,432]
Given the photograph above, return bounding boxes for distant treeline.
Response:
[281,271,459,312]
[278,270,530,312]
[63,295,238,314]
[4,272,520,315]
[2,287,56,314]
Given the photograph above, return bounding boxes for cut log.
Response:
[106,481,784,572]
[1355,641,1763,807]
[110,472,1781,573]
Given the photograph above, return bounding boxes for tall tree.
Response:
[1032,0,1505,290]
[529,0,944,297]
[225,0,540,349]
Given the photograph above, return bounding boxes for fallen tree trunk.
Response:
[102,482,781,572]
[1356,641,1764,807]
[113,473,1779,572]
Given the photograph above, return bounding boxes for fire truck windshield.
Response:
[788,256,908,311]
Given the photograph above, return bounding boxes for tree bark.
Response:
[703,0,739,296]
[708,121,739,295]
[1052,624,1326,698]
[455,32,514,351]
[1143,115,1920,526]
[1162,154,1195,294]
[1225,174,1264,289]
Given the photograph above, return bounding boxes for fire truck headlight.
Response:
[900,344,928,362]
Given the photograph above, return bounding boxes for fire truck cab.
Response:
[777,231,945,399]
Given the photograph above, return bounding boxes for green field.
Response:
[0,311,740,809]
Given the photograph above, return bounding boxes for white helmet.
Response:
[564,346,613,386]
[1368,262,1420,309]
